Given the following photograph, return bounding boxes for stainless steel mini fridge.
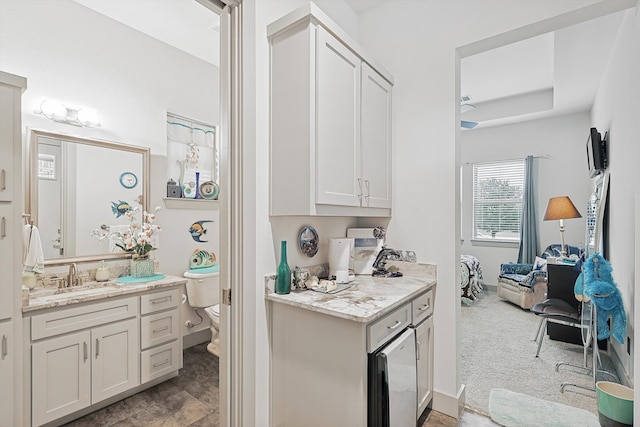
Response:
[368,328,417,427]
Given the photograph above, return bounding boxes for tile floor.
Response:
[64,342,495,426]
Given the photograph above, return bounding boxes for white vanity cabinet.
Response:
[30,297,140,426]
[268,4,393,217]
[0,320,14,426]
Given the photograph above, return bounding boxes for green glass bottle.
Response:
[276,240,291,294]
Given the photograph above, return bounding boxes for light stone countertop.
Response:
[266,274,436,323]
[23,274,187,313]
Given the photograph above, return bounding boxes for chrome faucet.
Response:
[67,263,78,287]
[372,247,403,277]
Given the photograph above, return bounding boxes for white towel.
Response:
[23,224,45,274]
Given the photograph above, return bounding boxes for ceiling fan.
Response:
[460,95,478,129]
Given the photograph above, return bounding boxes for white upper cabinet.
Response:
[268,4,393,217]
[361,63,392,209]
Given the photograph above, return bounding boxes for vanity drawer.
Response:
[412,289,434,325]
[367,303,411,353]
[141,308,179,350]
[140,289,180,315]
[141,340,181,383]
[31,297,138,340]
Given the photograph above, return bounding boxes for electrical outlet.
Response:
[627,336,631,355]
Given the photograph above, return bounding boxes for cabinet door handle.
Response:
[153,326,170,334]
[2,334,7,359]
[418,303,430,311]
[151,296,170,305]
[0,217,5,239]
[416,340,421,360]
[83,342,88,361]
[95,338,100,357]
[356,178,363,199]
[152,359,170,368]
[387,320,402,330]
[365,179,370,200]
[0,169,5,191]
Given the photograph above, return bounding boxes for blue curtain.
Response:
[518,156,539,263]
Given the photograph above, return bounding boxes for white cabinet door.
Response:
[0,85,15,202]
[315,27,361,207]
[0,321,13,426]
[0,203,11,321]
[416,316,434,417]
[91,318,139,403]
[32,330,92,426]
[361,63,392,209]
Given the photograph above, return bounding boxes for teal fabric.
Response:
[115,273,166,284]
[517,156,539,263]
[187,265,219,274]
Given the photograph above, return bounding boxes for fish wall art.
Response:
[111,200,132,218]
[189,220,214,242]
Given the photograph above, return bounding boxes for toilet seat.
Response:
[204,304,220,323]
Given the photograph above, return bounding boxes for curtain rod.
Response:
[463,154,550,166]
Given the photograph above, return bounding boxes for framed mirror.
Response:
[27,129,150,262]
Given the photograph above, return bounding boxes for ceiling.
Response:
[74,0,624,129]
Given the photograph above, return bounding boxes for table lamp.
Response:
[543,196,582,257]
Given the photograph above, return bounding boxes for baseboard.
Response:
[432,384,466,419]
[608,342,633,388]
[483,283,497,292]
[183,328,211,349]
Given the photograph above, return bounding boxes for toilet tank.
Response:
[184,271,220,308]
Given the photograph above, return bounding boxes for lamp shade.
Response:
[543,196,582,221]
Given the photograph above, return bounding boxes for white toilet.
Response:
[184,269,220,356]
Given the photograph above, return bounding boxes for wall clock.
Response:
[119,171,138,189]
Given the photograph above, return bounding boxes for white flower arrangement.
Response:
[92,206,161,257]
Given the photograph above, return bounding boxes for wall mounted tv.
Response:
[586,127,607,178]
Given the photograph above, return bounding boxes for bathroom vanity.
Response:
[22,275,185,427]
[267,263,436,427]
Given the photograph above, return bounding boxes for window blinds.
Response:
[472,159,525,241]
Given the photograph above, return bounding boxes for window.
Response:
[472,159,525,241]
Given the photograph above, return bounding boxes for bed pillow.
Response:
[533,256,547,272]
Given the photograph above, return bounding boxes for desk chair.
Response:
[531,297,615,393]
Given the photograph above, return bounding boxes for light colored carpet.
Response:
[461,290,617,416]
[488,388,600,427]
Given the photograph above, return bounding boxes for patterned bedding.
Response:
[461,254,483,305]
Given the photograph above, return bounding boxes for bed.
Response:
[461,254,484,305]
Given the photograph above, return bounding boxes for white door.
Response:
[0,204,11,320]
[0,321,13,426]
[416,316,434,416]
[315,27,361,207]
[32,330,91,426]
[360,63,392,209]
[91,318,139,403]
[37,138,64,258]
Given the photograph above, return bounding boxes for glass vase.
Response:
[275,241,291,294]
[131,255,154,278]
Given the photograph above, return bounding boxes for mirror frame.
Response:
[26,128,151,265]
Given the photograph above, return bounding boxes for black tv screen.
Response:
[586,127,606,178]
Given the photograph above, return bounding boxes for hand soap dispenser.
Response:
[95,261,110,282]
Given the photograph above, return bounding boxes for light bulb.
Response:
[40,99,67,121]
[77,108,101,127]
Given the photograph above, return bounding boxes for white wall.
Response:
[460,112,593,285]
[1,0,220,338]
[591,6,640,390]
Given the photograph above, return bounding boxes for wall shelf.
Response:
[162,197,219,210]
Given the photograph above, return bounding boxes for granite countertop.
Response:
[23,274,187,313]
[266,274,436,323]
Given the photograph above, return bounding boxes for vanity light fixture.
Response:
[35,99,102,128]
